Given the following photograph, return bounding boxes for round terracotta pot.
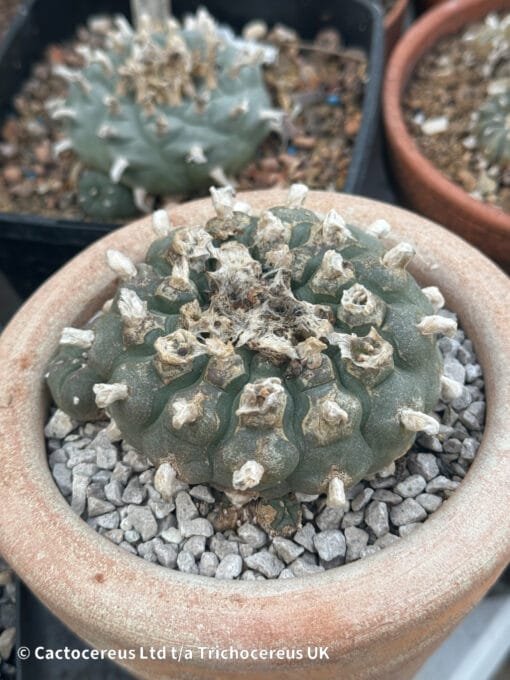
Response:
[384,0,510,270]
[0,190,509,680]
[384,0,409,57]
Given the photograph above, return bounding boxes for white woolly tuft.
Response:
[399,408,440,435]
[106,249,137,279]
[59,327,95,349]
[232,460,265,490]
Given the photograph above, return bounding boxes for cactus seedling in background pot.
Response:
[51,0,281,218]
[46,184,462,533]
[475,89,510,167]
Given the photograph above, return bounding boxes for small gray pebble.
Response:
[279,568,295,579]
[148,498,174,519]
[399,523,423,537]
[360,545,381,558]
[67,448,96,468]
[351,487,374,512]
[95,510,120,530]
[465,364,482,383]
[372,489,402,505]
[316,506,344,531]
[176,550,198,574]
[112,462,131,485]
[272,536,304,564]
[290,558,324,577]
[390,499,427,526]
[160,527,182,544]
[394,475,426,498]
[408,453,440,481]
[374,533,400,549]
[345,526,369,563]
[416,493,443,513]
[245,550,284,578]
[416,434,443,453]
[87,496,115,518]
[154,542,177,568]
[199,552,219,577]
[341,511,364,528]
[443,356,466,384]
[183,535,206,558]
[123,450,150,472]
[460,437,479,461]
[210,534,240,559]
[119,541,137,554]
[45,410,76,439]
[426,476,460,494]
[237,523,267,549]
[451,388,472,412]
[175,491,199,525]
[122,477,146,505]
[70,474,89,516]
[128,506,157,541]
[443,438,462,455]
[180,518,214,538]
[190,485,215,503]
[365,501,389,537]
[293,523,316,553]
[239,543,254,559]
[313,530,346,562]
[94,440,118,470]
[216,554,243,580]
[103,528,123,545]
[124,530,141,543]
[48,448,67,467]
[52,463,72,495]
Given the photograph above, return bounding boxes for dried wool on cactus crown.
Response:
[46,185,461,509]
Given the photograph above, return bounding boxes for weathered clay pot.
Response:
[0,190,509,680]
[384,0,510,270]
[384,0,409,57]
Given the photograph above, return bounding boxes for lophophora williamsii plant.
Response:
[463,13,510,184]
[50,4,281,218]
[475,89,510,167]
[46,185,463,533]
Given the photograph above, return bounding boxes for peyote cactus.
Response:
[78,170,137,220]
[46,185,462,512]
[475,89,510,166]
[51,8,280,211]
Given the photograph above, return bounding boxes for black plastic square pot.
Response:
[0,0,383,299]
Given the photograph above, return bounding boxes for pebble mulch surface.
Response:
[44,310,485,580]
[0,559,16,677]
[0,19,367,222]
[403,13,510,214]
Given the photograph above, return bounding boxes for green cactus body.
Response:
[78,170,138,220]
[47,185,458,508]
[476,89,510,165]
[52,10,278,198]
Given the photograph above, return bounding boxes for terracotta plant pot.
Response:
[383,0,510,270]
[0,190,509,680]
[384,0,409,57]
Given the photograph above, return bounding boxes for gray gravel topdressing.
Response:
[45,312,485,580]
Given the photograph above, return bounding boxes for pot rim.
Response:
[384,0,409,31]
[383,0,510,237]
[0,189,509,668]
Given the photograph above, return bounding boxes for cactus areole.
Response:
[47,185,459,508]
[51,8,280,202]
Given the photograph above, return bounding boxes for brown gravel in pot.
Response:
[402,14,510,214]
[0,20,367,223]
[0,0,20,40]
